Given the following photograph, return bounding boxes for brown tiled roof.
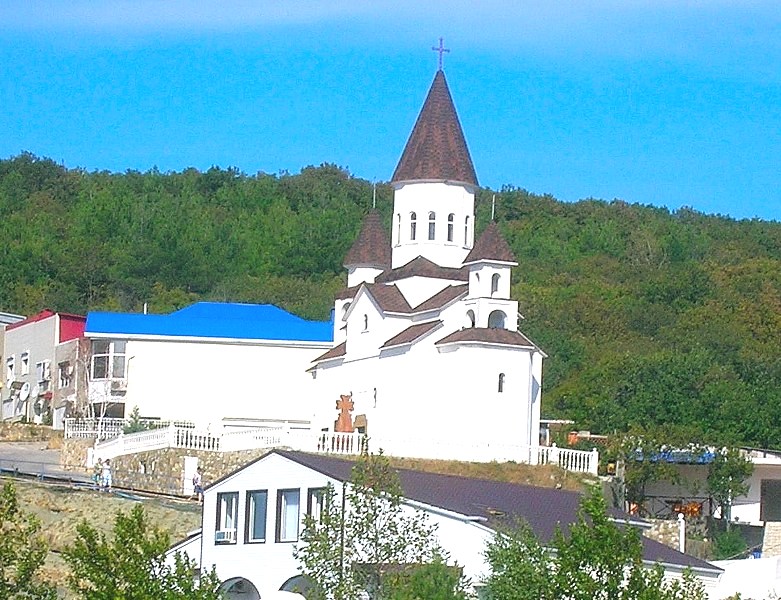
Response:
[381,320,442,349]
[463,222,516,264]
[335,285,361,301]
[312,341,346,363]
[392,71,478,186]
[365,284,412,313]
[436,327,536,348]
[343,211,391,269]
[375,256,468,284]
[412,284,467,313]
[269,451,719,574]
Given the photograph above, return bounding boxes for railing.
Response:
[91,424,598,475]
[65,418,127,440]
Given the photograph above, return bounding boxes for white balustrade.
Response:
[90,423,598,475]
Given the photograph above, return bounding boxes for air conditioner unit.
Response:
[214,529,236,543]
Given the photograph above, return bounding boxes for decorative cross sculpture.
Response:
[432,37,450,71]
[334,394,355,433]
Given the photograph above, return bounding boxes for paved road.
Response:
[0,441,90,482]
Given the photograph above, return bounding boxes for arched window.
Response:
[488,310,506,329]
[464,216,470,246]
[342,302,351,320]
[447,213,454,242]
[498,373,505,393]
[491,273,500,296]
[466,309,476,328]
[363,314,369,331]
[410,212,417,241]
[396,213,401,245]
[428,211,436,240]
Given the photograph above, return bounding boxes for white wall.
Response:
[117,338,330,426]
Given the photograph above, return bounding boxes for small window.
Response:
[308,488,327,522]
[488,310,506,329]
[464,216,470,246]
[215,492,239,544]
[342,302,351,320]
[35,360,51,384]
[21,351,29,375]
[428,211,436,240]
[491,273,500,297]
[6,356,14,382]
[396,213,401,245]
[498,373,506,393]
[58,362,72,389]
[277,489,301,542]
[466,310,476,328]
[447,213,454,242]
[410,212,417,241]
[245,490,268,543]
[363,314,369,332]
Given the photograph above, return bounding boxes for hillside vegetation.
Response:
[1,153,779,447]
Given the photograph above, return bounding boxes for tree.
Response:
[707,447,754,526]
[484,487,706,600]
[63,504,222,599]
[0,482,57,599]
[294,452,461,600]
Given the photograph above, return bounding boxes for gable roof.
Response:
[363,284,412,313]
[381,320,442,349]
[312,341,347,363]
[263,451,719,574]
[436,327,537,349]
[343,210,391,269]
[375,256,468,284]
[411,284,467,313]
[392,71,478,187]
[463,222,517,265]
[85,302,333,343]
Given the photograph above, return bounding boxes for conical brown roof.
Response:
[463,222,516,264]
[343,211,391,268]
[392,71,478,186]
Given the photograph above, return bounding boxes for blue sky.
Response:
[1,1,779,221]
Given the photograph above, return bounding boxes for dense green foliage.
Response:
[2,153,780,446]
[0,482,57,599]
[63,504,222,599]
[483,488,706,600]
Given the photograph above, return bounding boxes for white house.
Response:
[174,450,723,599]
[1,309,86,428]
[83,302,332,427]
[307,68,545,463]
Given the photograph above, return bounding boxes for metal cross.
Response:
[432,37,450,71]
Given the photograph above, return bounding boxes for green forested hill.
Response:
[2,153,779,447]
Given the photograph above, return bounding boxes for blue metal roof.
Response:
[85,302,333,343]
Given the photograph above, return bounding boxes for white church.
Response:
[83,68,546,465]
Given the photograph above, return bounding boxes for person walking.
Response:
[93,458,103,490]
[101,459,112,492]
[191,468,203,503]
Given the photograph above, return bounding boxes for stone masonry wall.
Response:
[109,448,272,496]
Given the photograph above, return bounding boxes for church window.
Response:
[447,213,454,242]
[396,213,401,245]
[498,373,505,393]
[467,309,476,328]
[488,310,506,329]
[276,489,300,542]
[464,216,470,246]
[428,212,436,240]
[363,314,369,331]
[410,212,417,241]
[491,273,500,297]
[342,302,351,320]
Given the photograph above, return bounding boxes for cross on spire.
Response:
[432,37,450,71]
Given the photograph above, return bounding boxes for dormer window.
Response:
[447,213,454,242]
[410,212,417,241]
[428,212,436,240]
[491,273,500,297]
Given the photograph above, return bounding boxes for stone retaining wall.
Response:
[0,422,58,443]
[61,437,93,471]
